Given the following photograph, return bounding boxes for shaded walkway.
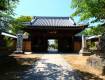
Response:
[0,54,104,80]
[21,54,79,80]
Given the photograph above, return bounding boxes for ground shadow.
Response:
[75,69,103,80]
[0,56,103,80]
[0,56,39,80]
[21,59,80,80]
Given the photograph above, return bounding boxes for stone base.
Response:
[14,51,23,54]
[79,49,91,56]
[24,52,32,54]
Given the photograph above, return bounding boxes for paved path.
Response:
[21,54,80,80]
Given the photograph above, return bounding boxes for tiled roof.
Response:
[24,16,77,27]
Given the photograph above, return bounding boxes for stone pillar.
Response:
[79,35,90,55]
[15,31,23,53]
[82,35,86,49]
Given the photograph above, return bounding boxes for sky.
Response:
[14,0,99,25]
[15,0,75,17]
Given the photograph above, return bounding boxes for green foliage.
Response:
[16,16,32,22]
[71,0,105,23]
[0,0,19,12]
[54,40,58,49]
[10,16,32,34]
[0,0,19,31]
[82,26,105,36]
[3,36,14,48]
[71,0,105,35]
[2,16,32,48]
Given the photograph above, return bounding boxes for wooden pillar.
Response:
[58,38,62,52]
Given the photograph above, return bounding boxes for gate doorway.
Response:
[23,16,87,53]
[48,39,58,53]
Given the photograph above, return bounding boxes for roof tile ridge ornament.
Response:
[69,17,76,25]
[30,16,37,25]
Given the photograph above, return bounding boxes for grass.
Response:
[63,54,105,80]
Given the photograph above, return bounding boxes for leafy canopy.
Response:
[0,0,19,13]
[0,0,19,31]
[10,16,32,34]
[71,0,105,36]
[71,0,105,23]
[82,26,105,36]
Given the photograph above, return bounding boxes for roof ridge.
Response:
[33,16,70,19]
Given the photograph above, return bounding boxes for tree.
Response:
[0,0,19,31]
[0,0,19,14]
[71,0,105,58]
[71,0,105,36]
[1,16,32,49]
[10,16,32,34]
[71,0,105,24]
[82,26,105,36]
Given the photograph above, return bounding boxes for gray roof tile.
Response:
[25,16,76,27]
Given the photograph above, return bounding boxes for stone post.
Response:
[15,31,23,53]
[82,35,87,50]
[79,35,90,55]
